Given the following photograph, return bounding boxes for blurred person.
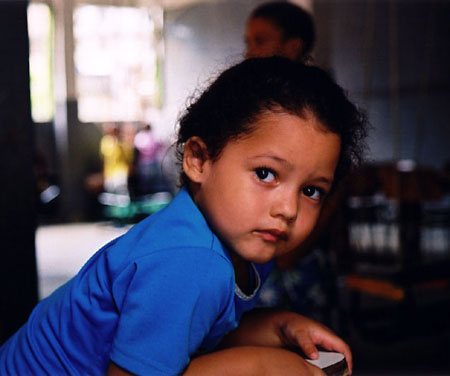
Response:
[245,1,315,62]
[129,123,164,197]
[100,123,133,195]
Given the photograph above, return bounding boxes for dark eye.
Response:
[302,186,324,201]
[255,167,276,183]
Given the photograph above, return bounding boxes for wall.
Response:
[157,0,266,141]
[313,0,450,168]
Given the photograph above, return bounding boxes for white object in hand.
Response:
[306,351,344,369]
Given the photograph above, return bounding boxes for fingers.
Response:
[280,317,320,360]
[311,332,353,375]
[296,334,319,360]
[282,314,353,375]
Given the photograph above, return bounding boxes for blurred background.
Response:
[1,0,449,374]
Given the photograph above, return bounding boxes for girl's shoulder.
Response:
[121,189,224,251]
[105,187,234,278]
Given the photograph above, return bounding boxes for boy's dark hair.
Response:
[249,1,315,61]
[176,56,368,187]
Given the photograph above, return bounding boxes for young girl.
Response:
[0,57,366,376]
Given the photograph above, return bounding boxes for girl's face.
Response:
[186,111,341,265]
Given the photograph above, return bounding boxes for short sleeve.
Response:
[109,247,235,375]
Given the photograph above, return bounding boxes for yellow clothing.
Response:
[100,134,132,193]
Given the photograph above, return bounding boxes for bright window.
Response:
[27,2,54,123]
[73,5,163,123]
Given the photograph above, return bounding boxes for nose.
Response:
[270,190,298,223]
[245,39,262,59]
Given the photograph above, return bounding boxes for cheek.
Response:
[294,209,321,242]
[202,186,245,233]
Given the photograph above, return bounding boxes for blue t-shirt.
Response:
[0,187,273,375]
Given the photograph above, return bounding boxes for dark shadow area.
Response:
[0,1,38,345]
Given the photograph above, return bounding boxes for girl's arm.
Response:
[107,308,351,376]
[218,308,353,374]
[107,349,325,376]
[107,362,132,376]
[183,346,326,376]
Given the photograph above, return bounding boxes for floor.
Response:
[35,222,450,376]
[36,222,129,299]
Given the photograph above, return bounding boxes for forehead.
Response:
[243,111,334,142]
[223,111,341,167]
[245,17,284,38]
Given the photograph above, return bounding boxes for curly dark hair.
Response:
[176,56,368,187]
[249,1,315,61]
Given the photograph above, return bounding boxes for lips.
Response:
[255,229,288,242]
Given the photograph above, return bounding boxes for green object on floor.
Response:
[101,192,172,223]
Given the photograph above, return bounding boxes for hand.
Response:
[220,308,352,374]
[274,311,352,374]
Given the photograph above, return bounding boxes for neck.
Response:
[229,251,253,295]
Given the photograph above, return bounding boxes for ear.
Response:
[283,38,304,60]
[183,136,210,184]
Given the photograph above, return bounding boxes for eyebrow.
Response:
[313,176,334,187]
[251,154,292,169]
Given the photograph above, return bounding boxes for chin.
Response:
[247,252,275,264]
[252,258,273,265]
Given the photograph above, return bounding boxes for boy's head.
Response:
[177,56,367,188]
[245,1,315,62]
